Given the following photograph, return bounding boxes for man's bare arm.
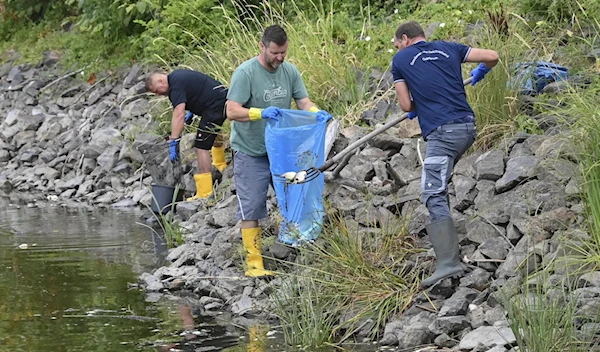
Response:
[226,100,253,122]
[394,81,414,112]
[171,103,186,139]
[466,48,499,68]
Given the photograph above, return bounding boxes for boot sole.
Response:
[420,269,465,289]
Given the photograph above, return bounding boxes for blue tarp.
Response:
[265,109,326,246]
[512,61,569,94]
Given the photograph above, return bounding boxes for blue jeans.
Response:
[422,121,476,222]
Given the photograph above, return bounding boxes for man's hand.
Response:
[248,107,282,121]
[184,111,194,125]
[316,110,332,123]
[470,63,492,86]
[261,106,282,121]
[407,111,417,119]
[169,139,180,162]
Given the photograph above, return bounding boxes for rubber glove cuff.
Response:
[248,107,263,121]
[184,111,194,125]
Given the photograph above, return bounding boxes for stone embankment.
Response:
[1,54,598,351]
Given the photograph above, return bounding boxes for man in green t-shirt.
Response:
[226,24,332,277]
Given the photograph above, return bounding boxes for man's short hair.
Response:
[261,24,287,47]
[395,21,426,40]
[145,72,159,92]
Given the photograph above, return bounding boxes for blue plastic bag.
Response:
[265,109,326,246]
[512,61,569,94]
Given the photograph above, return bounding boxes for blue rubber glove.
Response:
[184,111,194,125]
[407,111,417,119]
[261,106,282,121]
[316,110,333,123]
[169,139,180,162]
[470,63,492,86]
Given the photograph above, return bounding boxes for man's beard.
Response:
[266,55,283,69]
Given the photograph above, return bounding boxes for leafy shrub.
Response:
[64,0,159,39]
[0,1,73,39]
[138,0,228,59]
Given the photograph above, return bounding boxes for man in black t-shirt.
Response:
[146,69,228,200]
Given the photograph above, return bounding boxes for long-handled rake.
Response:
[275,77,473,185]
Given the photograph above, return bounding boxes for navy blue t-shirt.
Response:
[167,69,228,115]
[391,41,474,138]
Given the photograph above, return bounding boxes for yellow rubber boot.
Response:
[186,173,213,201]
[241,227,273,277]
[211,146,228,172]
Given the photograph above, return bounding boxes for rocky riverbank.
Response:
[1,54,599,351]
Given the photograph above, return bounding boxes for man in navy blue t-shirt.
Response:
[391,21,498,288]
[146,69,228,201]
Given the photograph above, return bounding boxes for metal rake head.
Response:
[273,167,321,185]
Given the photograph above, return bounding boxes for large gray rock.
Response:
[389,153,420,186]
[204,195,238,228]
[139,272,164,292]
[428,315,470,335]
[0,150,10,162]
[339,147,389,182]
[397,321,434,349]
[454,175,478,211]
[475,150,505,181]
[464,217,499,245]
[496,250,540,279]
[4,109,21,126]
[478,237,510,261]
[495,156,540,193]
[36,117,65,141]
[578,271,600,288]
[121,99,150,119]
[96,145,121,170]
[90,127,123,150]
[439,287,480,317]
[458,325,516,350]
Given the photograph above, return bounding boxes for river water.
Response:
[0,195,245,352]
[0,194,394,352]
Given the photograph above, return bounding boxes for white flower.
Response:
[391,38,395,42]
[439,23,446,28]
[468,10,473,14]
[365,36,371,41]
[388,49,394,53]
[394,9,398,14]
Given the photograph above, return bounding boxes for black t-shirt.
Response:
[167,69,228,115]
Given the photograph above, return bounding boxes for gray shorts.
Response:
[234,151,271,221]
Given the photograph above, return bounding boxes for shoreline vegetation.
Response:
[2,0,600,350]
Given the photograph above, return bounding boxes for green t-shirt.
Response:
[227,57,309,156]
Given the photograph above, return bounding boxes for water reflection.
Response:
[0,196,390,352]
[0,197,172,352]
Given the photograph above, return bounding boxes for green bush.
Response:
[138,0,229,59]
[65,0,159,39]
[0,1,73,40]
